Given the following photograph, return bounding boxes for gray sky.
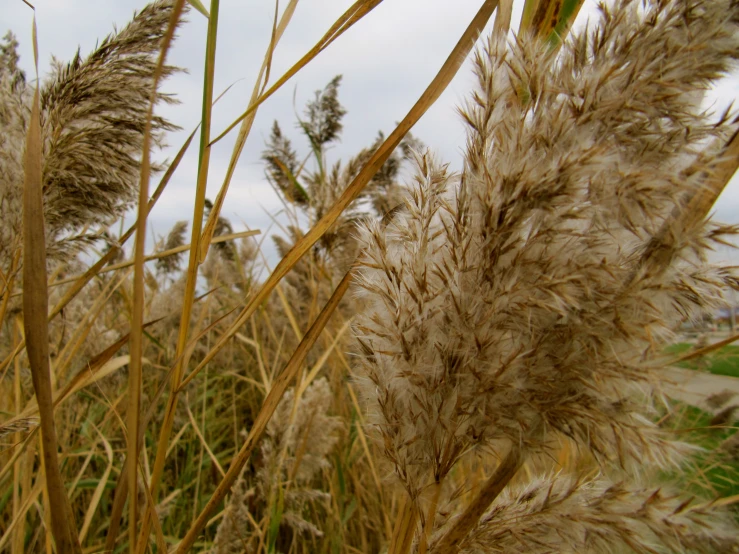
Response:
[4,0,739,265]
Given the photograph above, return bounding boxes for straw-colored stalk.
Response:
[126,1,187,550]
[20,13,81,553]
[133,1,218,548]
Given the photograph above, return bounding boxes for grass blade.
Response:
[127,1,188,550]
[518,0,540,31]
[209,0,385,147]
[187,0,209,18]
[136,1,221,547]
[519,0,585,46]
[78,423,114,544]
[21,9,81,553]
[199,0,298,262]
[493,0,513,35]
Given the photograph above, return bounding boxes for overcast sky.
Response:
[4,0,739,265]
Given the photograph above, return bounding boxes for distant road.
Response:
[661,367,739,406]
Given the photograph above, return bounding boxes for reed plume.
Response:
[457,474,739,553]
[156,220,188,275]
[213,378,342,554]
[263,75,423,275]
[0,0,182,267]
[353,0,739,550]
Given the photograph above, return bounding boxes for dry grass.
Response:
[1,0,739,553]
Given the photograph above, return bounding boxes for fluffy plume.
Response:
[156,220,188,275]
[300,75,346,151]
[455,474,739,553]
[353,0,739,508]
[258,377,342,516]
[0,0,184,267]
[213,378,342,553]
[212,473,257,554]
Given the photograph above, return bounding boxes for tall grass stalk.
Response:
[134,2,216,548]
[19,9,81,552]
[127,2,187,549]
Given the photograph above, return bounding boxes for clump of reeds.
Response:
[352,0,739,551]
[213,377,342,553]
[263,75,423,275]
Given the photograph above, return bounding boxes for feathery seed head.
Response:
[0,0,184,268]
[156,220,188,275]
[353,0,739,501]
[456,473,739,553]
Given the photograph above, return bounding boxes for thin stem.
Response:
[135,0,215,548]
[127,1,188,548]
[418,480,443,554]
[388,496,419,554]
[430,445,523,554]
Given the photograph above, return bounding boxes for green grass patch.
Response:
[661,401,739,503]
[667,342,739,378]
